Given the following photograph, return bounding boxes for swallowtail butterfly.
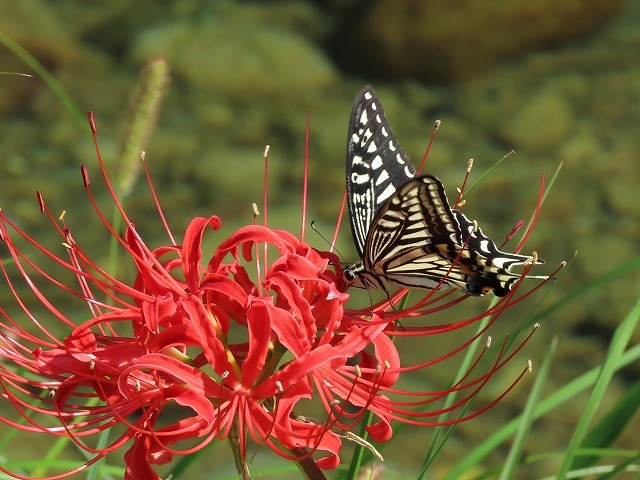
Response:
[344,85,545,296]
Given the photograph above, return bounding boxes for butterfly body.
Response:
[344,86,545,297]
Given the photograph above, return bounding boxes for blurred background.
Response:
[1,1,639,478]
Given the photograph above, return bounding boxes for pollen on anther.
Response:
[486,336,492,348]
[354,365,362,377]
[252,203,260,216]
[264,145,270,158]
[220,371,229,380]
[527,359,533,373]
[467,158,474,172]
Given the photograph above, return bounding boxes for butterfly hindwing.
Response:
[362,175,463,291]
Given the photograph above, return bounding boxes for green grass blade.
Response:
[554,295,640,479]
[0,30,85,129]
[346,294,410,479]
[533,257,640,324]
[419,299,496,478]
[462,150,515,197]
[444,338,640,479]
[571,378,640,470]
[498,337,557,480]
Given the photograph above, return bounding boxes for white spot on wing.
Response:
[376,184,396,204]
[352,172,370,184]
[375,169,389,185]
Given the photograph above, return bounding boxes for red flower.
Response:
[0,113,558,479]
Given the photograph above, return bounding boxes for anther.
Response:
[81,165,90,187]
[37,191,45,214]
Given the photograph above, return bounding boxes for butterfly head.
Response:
[342,261,394,292]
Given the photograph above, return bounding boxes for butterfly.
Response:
[343,85,546,297]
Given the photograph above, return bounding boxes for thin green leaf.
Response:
[571,379,640,470]
[462,150,515,197]
[444,338,640,479]
[554,295,640,479]
[0,30,85,128]
[420,298,497,478]
[346,294,410,479]
[498,337,557,480]
[533,257,640,324]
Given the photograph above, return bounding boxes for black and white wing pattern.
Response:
[344,85,545,297]
[346,85,417,258]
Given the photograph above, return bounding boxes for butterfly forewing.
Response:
[346,85,417,256]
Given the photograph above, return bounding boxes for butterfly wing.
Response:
[361,175,463,291]
[346,85,417,257]
[363,176,544,296]
[449,210,546,296]
[344,85,546,296]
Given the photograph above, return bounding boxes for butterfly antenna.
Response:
[311,220,345,259]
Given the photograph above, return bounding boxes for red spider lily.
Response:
[0,112,559,480]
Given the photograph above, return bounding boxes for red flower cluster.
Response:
[0,113,556,479]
